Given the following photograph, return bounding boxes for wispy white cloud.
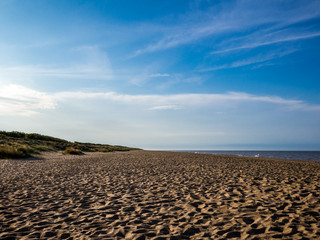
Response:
[201,48,297,71]
[130,72,171,86]
[148,105,182,111]
[0,46,113,81]
[212,31,320,54]
[50,90,320,111]
[133,0,320,55]
[129,71,203,90]
[0,64,113,80]
[0,85,56,116]
[133,18,242,56]
[1,85,319,117]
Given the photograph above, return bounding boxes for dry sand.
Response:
[0,150,319,239]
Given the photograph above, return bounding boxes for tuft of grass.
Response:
[63,147,84,155]
[98,148,114,153]
[0,144,32,159]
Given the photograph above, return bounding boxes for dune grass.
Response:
[63,147,83,155]
[0,145,32,159]
[0,131,140,159]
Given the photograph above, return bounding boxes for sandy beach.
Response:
[0,150,319,239]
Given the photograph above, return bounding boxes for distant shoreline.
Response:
[169,150,320,162]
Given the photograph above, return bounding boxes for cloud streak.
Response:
[0,64,113,81]
[0,85,56,116]
[201,48,297,71]
[148,105,182,111]
[0,46,113,81]
[1,84,319,116]
[212,31,320,54]
[133,0,320,55]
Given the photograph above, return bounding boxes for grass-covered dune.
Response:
[0,131,140,159]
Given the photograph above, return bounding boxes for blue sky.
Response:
[0,0,320,150]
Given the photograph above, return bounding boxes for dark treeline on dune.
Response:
[0,131,140,159]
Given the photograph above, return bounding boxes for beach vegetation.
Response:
[0,144,32,159]
[63,147,83,155]
[0,130,141,159]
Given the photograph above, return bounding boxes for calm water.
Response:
[178,151,320,162]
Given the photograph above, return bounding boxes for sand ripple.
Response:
[0,151,319,239]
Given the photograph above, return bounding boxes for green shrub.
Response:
[63,147,83,155]
[0,131,25,138]
[0,130,140,156]
[33,144,55,152]
[98,148,114,152]
[0,145,32,159]
[25,133,68,143]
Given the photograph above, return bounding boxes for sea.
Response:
[177,151,320,162]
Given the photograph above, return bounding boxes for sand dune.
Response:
[0,151,319,239]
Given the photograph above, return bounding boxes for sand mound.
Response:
[0,151,319,239]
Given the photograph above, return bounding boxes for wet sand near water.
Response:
[0,150,320,239]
